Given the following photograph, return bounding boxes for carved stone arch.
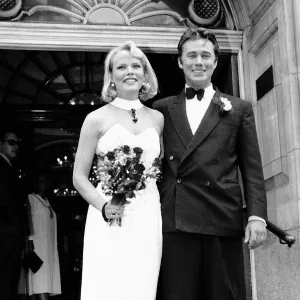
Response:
[0,1,245,53]
[225,0,252,30]
[0,0,248,31]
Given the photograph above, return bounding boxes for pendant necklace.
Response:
[33,193,54,219]
[110,97,143,123]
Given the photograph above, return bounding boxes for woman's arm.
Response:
[155,110,164,160]
[27,194,36,240]
[73,112,106,212]
[159,135,164,160]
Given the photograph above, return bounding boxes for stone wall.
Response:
[241,0,300,299]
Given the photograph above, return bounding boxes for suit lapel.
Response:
[0,153,12,168]
[167,89,193,148]
[180,90,222,163]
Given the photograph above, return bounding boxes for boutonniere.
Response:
[220,97,232,112]
[212,96,232,114]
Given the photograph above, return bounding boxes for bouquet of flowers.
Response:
[97,145,161,226]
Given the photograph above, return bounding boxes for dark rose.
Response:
[126,191,135,199]
[106,151,115,161]
[133,147,143,157]
[135,163,145,174]
[111,193,126,205]
[153,158,161,168]
[131,157,139,165]
[123,145,130,154]
[124,181,136,190]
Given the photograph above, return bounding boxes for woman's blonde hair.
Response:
[101,41,158,102]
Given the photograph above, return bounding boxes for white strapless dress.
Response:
[80,124,162,300]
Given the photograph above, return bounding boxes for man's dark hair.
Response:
[0,128,19,142]
[177,28,220,60]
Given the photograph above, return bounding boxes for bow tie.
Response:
[185,87,205,101]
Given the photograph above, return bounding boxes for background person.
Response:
[25,172,61,300]
[153,28,267,300]
[0,129,27,300]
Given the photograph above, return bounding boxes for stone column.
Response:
[253,1,300,300]
[282,0,300,220]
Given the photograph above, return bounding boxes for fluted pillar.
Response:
[251,1,300,300]
[282,0,300,221]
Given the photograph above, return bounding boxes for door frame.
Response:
[0,22,242,53]
[0,21,245,100]
[0,21,245,120]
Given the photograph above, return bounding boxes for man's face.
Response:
[178,38,217,89]
[2,132,19,161]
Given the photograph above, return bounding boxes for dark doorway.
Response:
[0,49,238,108]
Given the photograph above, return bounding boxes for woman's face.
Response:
[111,50,145,100]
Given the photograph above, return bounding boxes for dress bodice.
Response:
[96,123,160,168]
[95,123,161,209]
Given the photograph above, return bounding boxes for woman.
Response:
[26,173,61,300]
[73,41,164,300]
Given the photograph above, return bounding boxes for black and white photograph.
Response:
[0,1,298,300]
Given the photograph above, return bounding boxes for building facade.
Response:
[0,1,299,299]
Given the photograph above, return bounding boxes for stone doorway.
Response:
[1,48,240,300]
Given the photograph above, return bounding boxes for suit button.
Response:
[170,156,174,160]
[206,181,211,187]
[213,159,219,164]
[177,179,182,184]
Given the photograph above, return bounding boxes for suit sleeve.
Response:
[152,100,159,110]
[152,98,165,112]
[238,101,268,220]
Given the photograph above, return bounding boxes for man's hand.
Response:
[244,220,267,249]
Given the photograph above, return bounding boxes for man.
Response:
[153,28,267,300]
[0,130,25,300]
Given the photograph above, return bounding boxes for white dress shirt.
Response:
[185,84,266,226]
[185,84,215,134]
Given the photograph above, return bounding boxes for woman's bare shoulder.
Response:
[88,104,109,118]
[146,107,164,124]
[145,106,164,134]
[84,104,123,137]
[84,105,111,125]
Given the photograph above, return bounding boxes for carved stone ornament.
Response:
[188,0,223,28]
[0,0,22,19]
[9,0,185,25]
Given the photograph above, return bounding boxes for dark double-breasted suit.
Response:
[153,88,268,300]
[0,154,26,300]
[153,89,267,235]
